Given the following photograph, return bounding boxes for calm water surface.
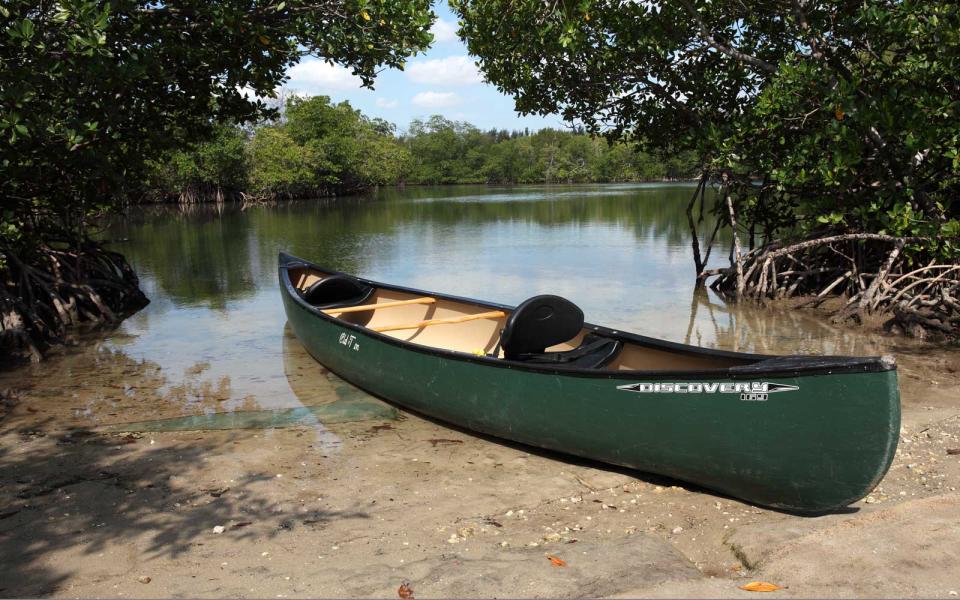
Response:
[3,184,937,430]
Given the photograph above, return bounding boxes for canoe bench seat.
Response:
[511,333,622,369]
[501,295,622,369]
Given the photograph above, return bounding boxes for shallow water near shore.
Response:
[1,184,959,598]
[3,183,956,426]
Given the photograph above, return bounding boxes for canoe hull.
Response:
[281,280,900,513]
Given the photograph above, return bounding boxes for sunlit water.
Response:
[3,183,952,432]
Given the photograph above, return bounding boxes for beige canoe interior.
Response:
[290,268,753,371]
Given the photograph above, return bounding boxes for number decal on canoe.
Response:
[616,382,799,402]
[338,332,360,352]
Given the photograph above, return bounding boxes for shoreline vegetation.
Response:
[141,97,700,205]
[0,238,148,362]
[681,177,960,342]
[708,232,960,342]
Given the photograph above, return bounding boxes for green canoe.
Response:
[279,252,899,513]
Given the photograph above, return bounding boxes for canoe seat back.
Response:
[501,295,584,359]
[303,275,374,309]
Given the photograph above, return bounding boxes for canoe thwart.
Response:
[323,296,436,315]
[372,310,506,333]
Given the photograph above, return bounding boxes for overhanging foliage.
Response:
[0,0,434,360]
[453,0,960,252]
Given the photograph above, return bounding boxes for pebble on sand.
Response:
[212,525,226,534]
[137,576,151,584]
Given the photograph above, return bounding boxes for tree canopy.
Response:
[1,0,433,247]
[401,115,686,185]
[249,95,411,197]
[452,1,960,250]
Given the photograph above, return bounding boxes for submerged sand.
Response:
[1,340,958,598]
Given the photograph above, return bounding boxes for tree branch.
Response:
[676,0,778,73]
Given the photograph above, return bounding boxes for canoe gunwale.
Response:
[279,252,895,380]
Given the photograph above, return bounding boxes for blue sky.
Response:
[282,3,564,134]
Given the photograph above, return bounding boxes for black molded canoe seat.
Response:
[500,295,622,369]
[516,333,623,369]
[302,275,374,309]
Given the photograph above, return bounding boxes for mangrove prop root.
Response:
[0,241,149,362]
[705,234,960,339]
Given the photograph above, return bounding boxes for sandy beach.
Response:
[1,339,958,598]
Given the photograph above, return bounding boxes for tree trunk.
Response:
[686,173,708,279]
[724,186,745,299]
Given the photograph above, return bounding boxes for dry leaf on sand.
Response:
[739,581,782,592]
[546,555,568,567]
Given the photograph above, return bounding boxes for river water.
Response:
[2,183,953,429]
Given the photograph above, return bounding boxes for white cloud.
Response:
[411,91,462,108]
[430,18,459,43]
[375,97,399,109]
[407,55,482,86]
[285,60,362,93]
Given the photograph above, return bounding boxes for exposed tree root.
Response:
[1,240,149,363]
[238,192,279,211]
[703,234,960,340]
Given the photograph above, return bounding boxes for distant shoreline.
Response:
[133,179,701,206]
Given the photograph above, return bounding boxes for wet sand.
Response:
[1,335,958,598]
